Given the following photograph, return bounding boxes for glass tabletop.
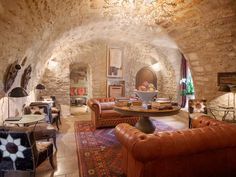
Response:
[4,115,45,125]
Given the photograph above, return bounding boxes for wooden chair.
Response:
[51,96,61,125]
[0,126,54,177]
[29,102,60,130]
[23,106,57,150]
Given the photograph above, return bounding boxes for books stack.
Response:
[132,100,142,106]
[115,97,142,107]
[115,100,129,107]
[152,98,173,110]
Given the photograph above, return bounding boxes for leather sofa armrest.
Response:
[87,99,101,114]
[192,115,226,128]
[115,123,145,151]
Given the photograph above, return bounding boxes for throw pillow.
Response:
[30,106,45,115]
[100,102,115,110]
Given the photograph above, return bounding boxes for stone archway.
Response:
[0,0,235,121]
[70,64,89,106]
[69,63,92,115]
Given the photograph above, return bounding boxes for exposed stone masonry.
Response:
[0,0,235,119]
[40,40,181,115]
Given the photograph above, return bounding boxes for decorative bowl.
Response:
[134,90,158,103]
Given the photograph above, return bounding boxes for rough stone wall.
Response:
[160,0,236,119]
[123,44,182,101]
[162,0,236,102]
[0,0,235,120]
[40,41,107,115]
[40,40,181,115]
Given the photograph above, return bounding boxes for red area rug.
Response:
[75,120,174,177]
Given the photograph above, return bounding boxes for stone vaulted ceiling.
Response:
[0,0,235,101]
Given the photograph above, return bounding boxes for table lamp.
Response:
[8,87,28,118]
[36,84,45,90]
[35,83,45,100]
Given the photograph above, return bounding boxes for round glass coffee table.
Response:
[4,114,45,127]
[114,106,181,134]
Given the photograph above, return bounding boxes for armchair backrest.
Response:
[0,126,37,172]
[29,102,52,123]
[95,97,116,103]
[188,99,207,114]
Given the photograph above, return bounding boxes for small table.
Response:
[208,107,236,121]
[4,115,45,127]
[114,106,181,134]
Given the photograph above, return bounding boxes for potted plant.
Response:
[180,77,194,96]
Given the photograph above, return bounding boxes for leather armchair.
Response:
[87,97,139,128]
[115,115,236,177]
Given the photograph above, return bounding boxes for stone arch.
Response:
[0,0,235,119]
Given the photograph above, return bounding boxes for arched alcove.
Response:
[135,67,157,90]
[69,63,92,115]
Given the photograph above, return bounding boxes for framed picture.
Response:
[217,72,236,86]
[106,79,125,97]
[107,47,123,78]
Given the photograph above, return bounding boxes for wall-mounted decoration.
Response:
[21,65,32,90]
[70,67,87,84]
[217,72,236,86]
[70,87,87,96]
[4,60,21,93]
[21,56,27,67]
[107,47,123,78]
[107,79,125,97]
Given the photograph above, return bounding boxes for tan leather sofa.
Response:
[115,115,236,177]
[87,97,139,128]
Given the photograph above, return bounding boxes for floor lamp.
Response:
[218,84,231,108]
[8,87,28,118]
[230,85,236,119]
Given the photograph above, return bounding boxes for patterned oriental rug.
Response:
[75,120,175,177]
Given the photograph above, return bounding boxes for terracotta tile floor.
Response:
[4,110,188,177]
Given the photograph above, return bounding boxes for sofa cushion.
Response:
[100,102,115,110]
[51,107,59,113]
[100,110,121,118]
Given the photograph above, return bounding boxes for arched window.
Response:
[180,55,195,108]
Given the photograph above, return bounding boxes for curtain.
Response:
[180,54,187,108]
